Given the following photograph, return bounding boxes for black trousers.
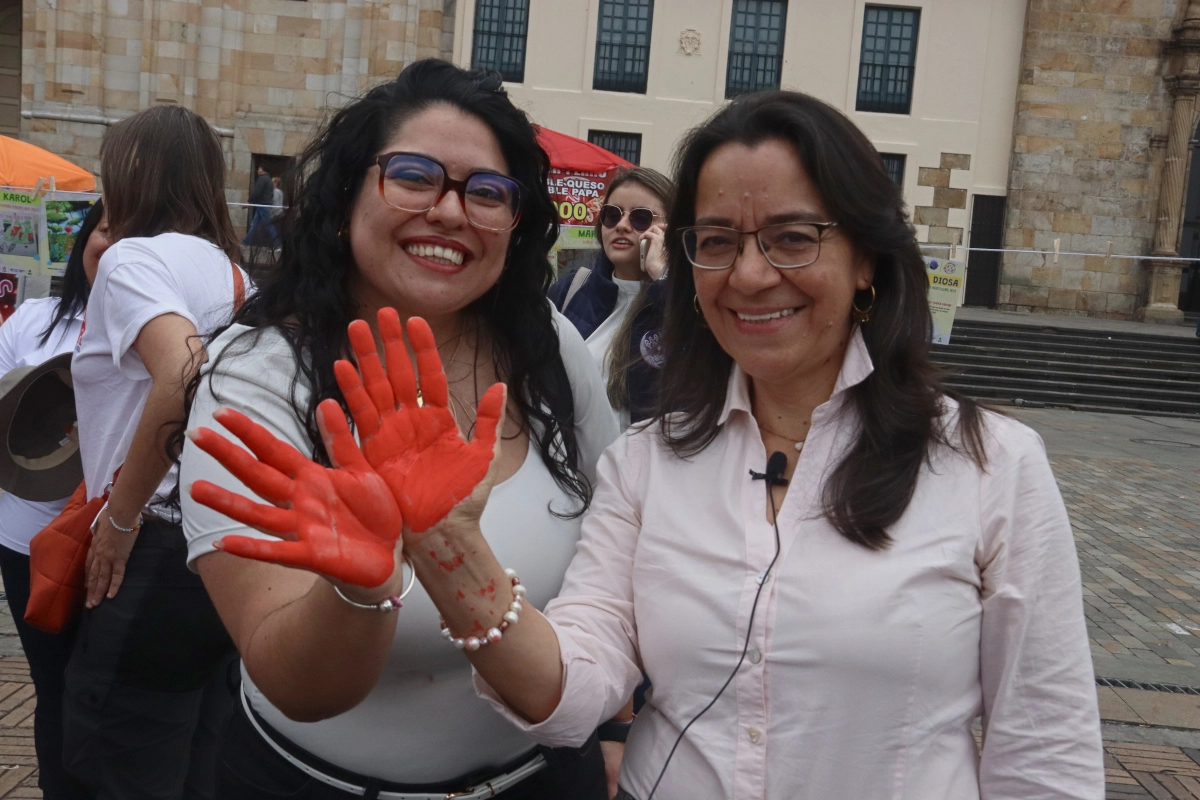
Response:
[61,520,236,800]
[0,544,91,800]
[219,672,609,800]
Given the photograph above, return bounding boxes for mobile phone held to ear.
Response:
[640,238,649,273]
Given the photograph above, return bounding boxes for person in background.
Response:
[177,60,617,799]
[65,106,244,799]
[0,200,107,800]
[241,164,274,247]
[548,169,673,428]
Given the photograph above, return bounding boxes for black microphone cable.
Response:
[644,452,788,800]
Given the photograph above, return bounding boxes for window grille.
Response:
[856,6,920,114]
[472,0,530,83]
[880,153,906,185]
[588,130,642,166]
[725,0,787,98]
[593,0,654,93]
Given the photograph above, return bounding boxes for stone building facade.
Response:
[1000,0,1194,322]
[11,0,455,224]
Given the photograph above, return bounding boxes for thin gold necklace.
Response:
[756,420,807,452]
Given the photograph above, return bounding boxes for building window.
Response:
[593,0,654,93]
[471,0,530,83]
[725,0,788,99]
[880,152,905,185]
[588,130,642,165]
[856,6,920,114]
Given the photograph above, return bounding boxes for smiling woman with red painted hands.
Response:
[260,91,1104,800]
[176,60,618,800]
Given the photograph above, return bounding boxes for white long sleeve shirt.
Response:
[479,329,1104,800]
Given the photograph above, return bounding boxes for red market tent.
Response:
[0,136,95,193]
[534,126,632,173]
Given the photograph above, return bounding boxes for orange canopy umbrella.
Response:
[0,136,95,192]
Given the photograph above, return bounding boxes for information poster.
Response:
[924,257,964,344]
[45,198,97,275]
[0,190,43,275]
[546,168,616,228]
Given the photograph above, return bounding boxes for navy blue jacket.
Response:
[548,253,666,423]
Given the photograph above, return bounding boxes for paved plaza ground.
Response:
[0,405,1195,797]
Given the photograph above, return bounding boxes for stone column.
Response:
[1140,77,1197,323]
[1140,1,1200,322]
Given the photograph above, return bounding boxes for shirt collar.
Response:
[717,326,875,425]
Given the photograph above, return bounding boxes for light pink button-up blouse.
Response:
[479,330,1104,800]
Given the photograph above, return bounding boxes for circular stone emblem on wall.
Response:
[678,29,702,56]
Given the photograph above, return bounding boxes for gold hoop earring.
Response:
[693,294,709,329]
[851,285,876,324]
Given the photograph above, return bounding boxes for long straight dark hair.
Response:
[657,90,986,550]
[39,198,103,347]
[100,106,240,263]
[187,60,591,514]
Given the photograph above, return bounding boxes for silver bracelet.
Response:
[333,585,403,613]
[101,502,142,534]
[331,560,417,613]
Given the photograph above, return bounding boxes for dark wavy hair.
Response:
[40,198,103,347]
[657,90,985,550]
[185,59,590,513]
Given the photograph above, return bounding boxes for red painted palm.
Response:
[335,310,505,533]
[188,404,403,588]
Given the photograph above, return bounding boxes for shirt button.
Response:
[747,727,763,744]
[748,648,762,664]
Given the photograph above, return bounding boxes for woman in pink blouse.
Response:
[192,90,1104,799]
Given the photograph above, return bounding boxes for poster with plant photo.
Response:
[45,199,96,275]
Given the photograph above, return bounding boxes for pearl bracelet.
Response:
[99,502,142,534]
[440,568,527,652]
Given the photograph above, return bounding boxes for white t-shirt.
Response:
[0,298,82,554]
[72,233,245,514]
[179,308,619,782]
[585,277,642,385]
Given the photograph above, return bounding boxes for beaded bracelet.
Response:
[100,502,142,534]
[440,568,527,652]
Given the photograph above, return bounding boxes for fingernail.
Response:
[185,429,197,441]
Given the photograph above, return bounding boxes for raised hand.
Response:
[335,309,505,533]
[188,403,403,588]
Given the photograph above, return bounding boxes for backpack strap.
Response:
[231,263,246,312]
[561,267,592,313]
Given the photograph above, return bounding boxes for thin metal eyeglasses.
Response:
[679,221,840,270]
[374,152,524,232]
[599,204,663,233]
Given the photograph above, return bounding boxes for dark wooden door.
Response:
[965,194,1005,307]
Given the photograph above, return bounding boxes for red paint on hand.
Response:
[333,310,505,533]
[188,405,403,588]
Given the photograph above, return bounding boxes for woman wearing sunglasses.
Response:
[177,60,618,798]
[548,168,673,428]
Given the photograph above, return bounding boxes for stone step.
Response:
[944,378,1200,415]
[934,353,1200,385]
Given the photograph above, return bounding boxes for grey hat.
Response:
[0,352,81,502]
